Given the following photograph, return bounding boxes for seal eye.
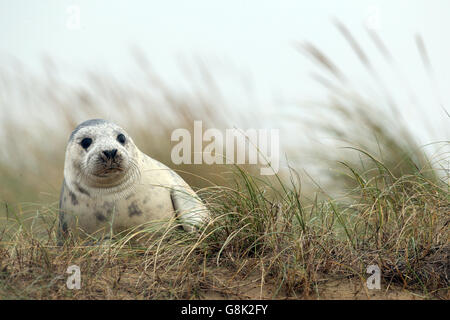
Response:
[80,138,92,149]
[117,133,126,145]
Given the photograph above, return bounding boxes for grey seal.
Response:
[58,119,210,241]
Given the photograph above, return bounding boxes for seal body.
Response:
[58,119,209,241]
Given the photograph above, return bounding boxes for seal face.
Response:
[58,119,209,241]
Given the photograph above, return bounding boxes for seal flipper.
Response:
[170,188,209,232]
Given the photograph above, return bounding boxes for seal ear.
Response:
[170,188,209,232]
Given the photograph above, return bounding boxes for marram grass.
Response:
[0,157,448,299]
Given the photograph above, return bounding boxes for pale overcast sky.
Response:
[0,0,449,144]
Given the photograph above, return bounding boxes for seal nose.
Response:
[102,149,118,160]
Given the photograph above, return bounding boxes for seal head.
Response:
[64,119,141,197]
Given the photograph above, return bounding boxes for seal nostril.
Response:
[102,149,118,160]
